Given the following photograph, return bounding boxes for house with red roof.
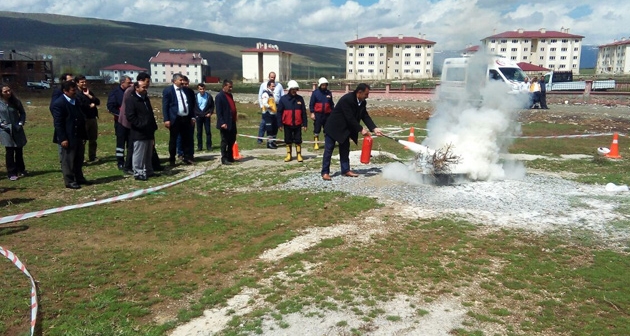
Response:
[99,63,148,84]
[345,34,436,80]
[596,37,630,74]
[481,28,584,74]
[517,62,549,76]
[241,43,292,83]
[148,50,208,84]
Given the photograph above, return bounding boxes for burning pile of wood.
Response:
[414,143,461,176]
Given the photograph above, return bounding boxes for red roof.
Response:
[241,47,292,54]
[599,39,630,48]
[148,51,205,65]
[485,30,584,39]
[464,45,480,52]
[346,36,436,45]
[101,63,147,71]
[517,62,549,72]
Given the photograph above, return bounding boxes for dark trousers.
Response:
[114,122,129,167]
[169,117,193,162]
[263,113,278,137]
[196,116,212,150]
[283,125,303,145]
[5,147,25,177]
[85,118,98,160]
[220,123,237,161]
[61,142,85,185]
[313,113,329,135]
[540,92,548,109]
[321,134,350,175]
[257,118,266,143]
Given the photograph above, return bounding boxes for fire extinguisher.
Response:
[360,135,373,164]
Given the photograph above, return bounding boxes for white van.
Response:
[438,55,528,104]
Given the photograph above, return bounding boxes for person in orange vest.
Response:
[309,77,334,150]
[277,80,307,162]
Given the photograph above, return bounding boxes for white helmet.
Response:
[318,77,328,86]
[287,80,299,90]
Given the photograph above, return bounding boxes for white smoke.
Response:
[424,53,529,181]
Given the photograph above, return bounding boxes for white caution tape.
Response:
[1,246,38,336]
[514,132,625,139]
[0,168,208,225]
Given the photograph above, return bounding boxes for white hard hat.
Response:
[318,77,328,86]
[287,80,299,89]
[597,147,611,155]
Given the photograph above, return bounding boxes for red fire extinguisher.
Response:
[360,135,373,164]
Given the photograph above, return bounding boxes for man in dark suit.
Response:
[321,83,383,181]
[539,75,549,109]
[51,81,89,189]
[215,79,237,165]
[194,83,215,151]
[162,73,195,165]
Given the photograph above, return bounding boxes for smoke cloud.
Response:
[423,53,529,181]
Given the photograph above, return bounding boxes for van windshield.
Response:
[499,67,527,82]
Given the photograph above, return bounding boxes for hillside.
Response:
[0,11,346,80]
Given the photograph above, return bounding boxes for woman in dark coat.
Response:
[0,85,27,180]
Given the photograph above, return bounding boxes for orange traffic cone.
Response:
[404,127,415,149]
[605,132,622,159]
[232,141,242,160]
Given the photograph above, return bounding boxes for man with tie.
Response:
[162,73,195,165]
[51,81,89,189]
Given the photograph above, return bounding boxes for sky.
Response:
[1,0,627,50]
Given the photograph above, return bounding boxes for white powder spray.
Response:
[423,53,529,181]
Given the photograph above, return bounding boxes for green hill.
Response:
[0,11,346,81]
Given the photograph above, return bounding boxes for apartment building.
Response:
[596,38,630,74]
[241,42,292,83]
[481,28,584,74]
[99,63,147,84]
[148,49,209,84]
[345,34,436,80]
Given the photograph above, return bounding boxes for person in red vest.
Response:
[277,80,307,162]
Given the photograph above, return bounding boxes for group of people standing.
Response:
[2,69,384,186]
[522,76,549,109]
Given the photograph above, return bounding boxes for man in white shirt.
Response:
[162,73,195,165]
[257,72,284,144]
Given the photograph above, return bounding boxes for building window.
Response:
[539,56,544,60]
[170,63,173,67]
[415,53,421,57]
[511,39,518,43]
[380,45,384,48]
[349,53,353,56]
[573,64,577,68]
[550,48,556,51]
[369,53,374,57]
[427,53,431,56]
[394,69,399,73]
[524,39,529,43]
[162,71,165,74]
[426,69,431,73]
[415,69,421,73]
[379,61,384,64]
[170,71,174,74]
[501,48,506,52]
[395,61,399,64]
[380,53,384,57]
[560,56,567,60]
[348,61,353,64]
[155,71,158,74]
[348,69,353,73]
[500,39,507,43]
[573,56,578,59]
[427,45,432,48]
[540,39,546,43]
[540,47,545,51]
[549,56,556,60]
[358,69,364,73]
[395,45,400,48]
[114,70,118,74]
[415,45,421,48]
[511,56,517,60]
[359,45,364,48]
[379,69,384,73]
[395,53,400,56]
[358,61,364,65]
[368,69,374,73]
[574,47,578,51]
[491,39,496,43]
[359,53,364,57]
[561,48,567,52]
[574,39,579,43]
[404,61,410,65]
[405,45,411,48]
[523,56,528,60]
[559,64,566,68]
[404,69,410,73]
[549,64,555,68]
[415,61,421,65]
[524,48,528,51]
[427,61,431,65]
[490,48,495,52]
[562,39,568,43]
[368,61,374,65]
[511,48,517,51]
[550,39,557,43]
[369,45,375,48]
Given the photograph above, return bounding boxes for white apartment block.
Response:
[148,49,208,84]
[345,34,436,80]
[481,28,584,74]
[597,38,630,74]
[99,63,147,84]
[241,43,292,83]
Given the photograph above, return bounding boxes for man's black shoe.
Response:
[221,159,232,165]
[227,157,235,163]
[77,179,92,185]
[123,169,134,175]
[183,159,194,165]
[134,175,147,181]
[66,182,81,189]
[147,173,161,178]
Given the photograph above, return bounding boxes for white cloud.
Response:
[0,0,627,49]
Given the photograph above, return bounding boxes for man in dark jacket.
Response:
[51,81,89,189]
[539,76,549,109]
[162,73,195,165]
[106,76,133,169]
[215,79,237,165]
[321,83,383,181]
[125,81,158,181]
[75,75,100,162]
[194,83,215,151]
[309,77,334,150]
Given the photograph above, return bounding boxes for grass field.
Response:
[1,93,630,336]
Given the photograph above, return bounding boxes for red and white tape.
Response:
[0,168,208,225]
[0,246,38,336]
[515,132,625,139]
